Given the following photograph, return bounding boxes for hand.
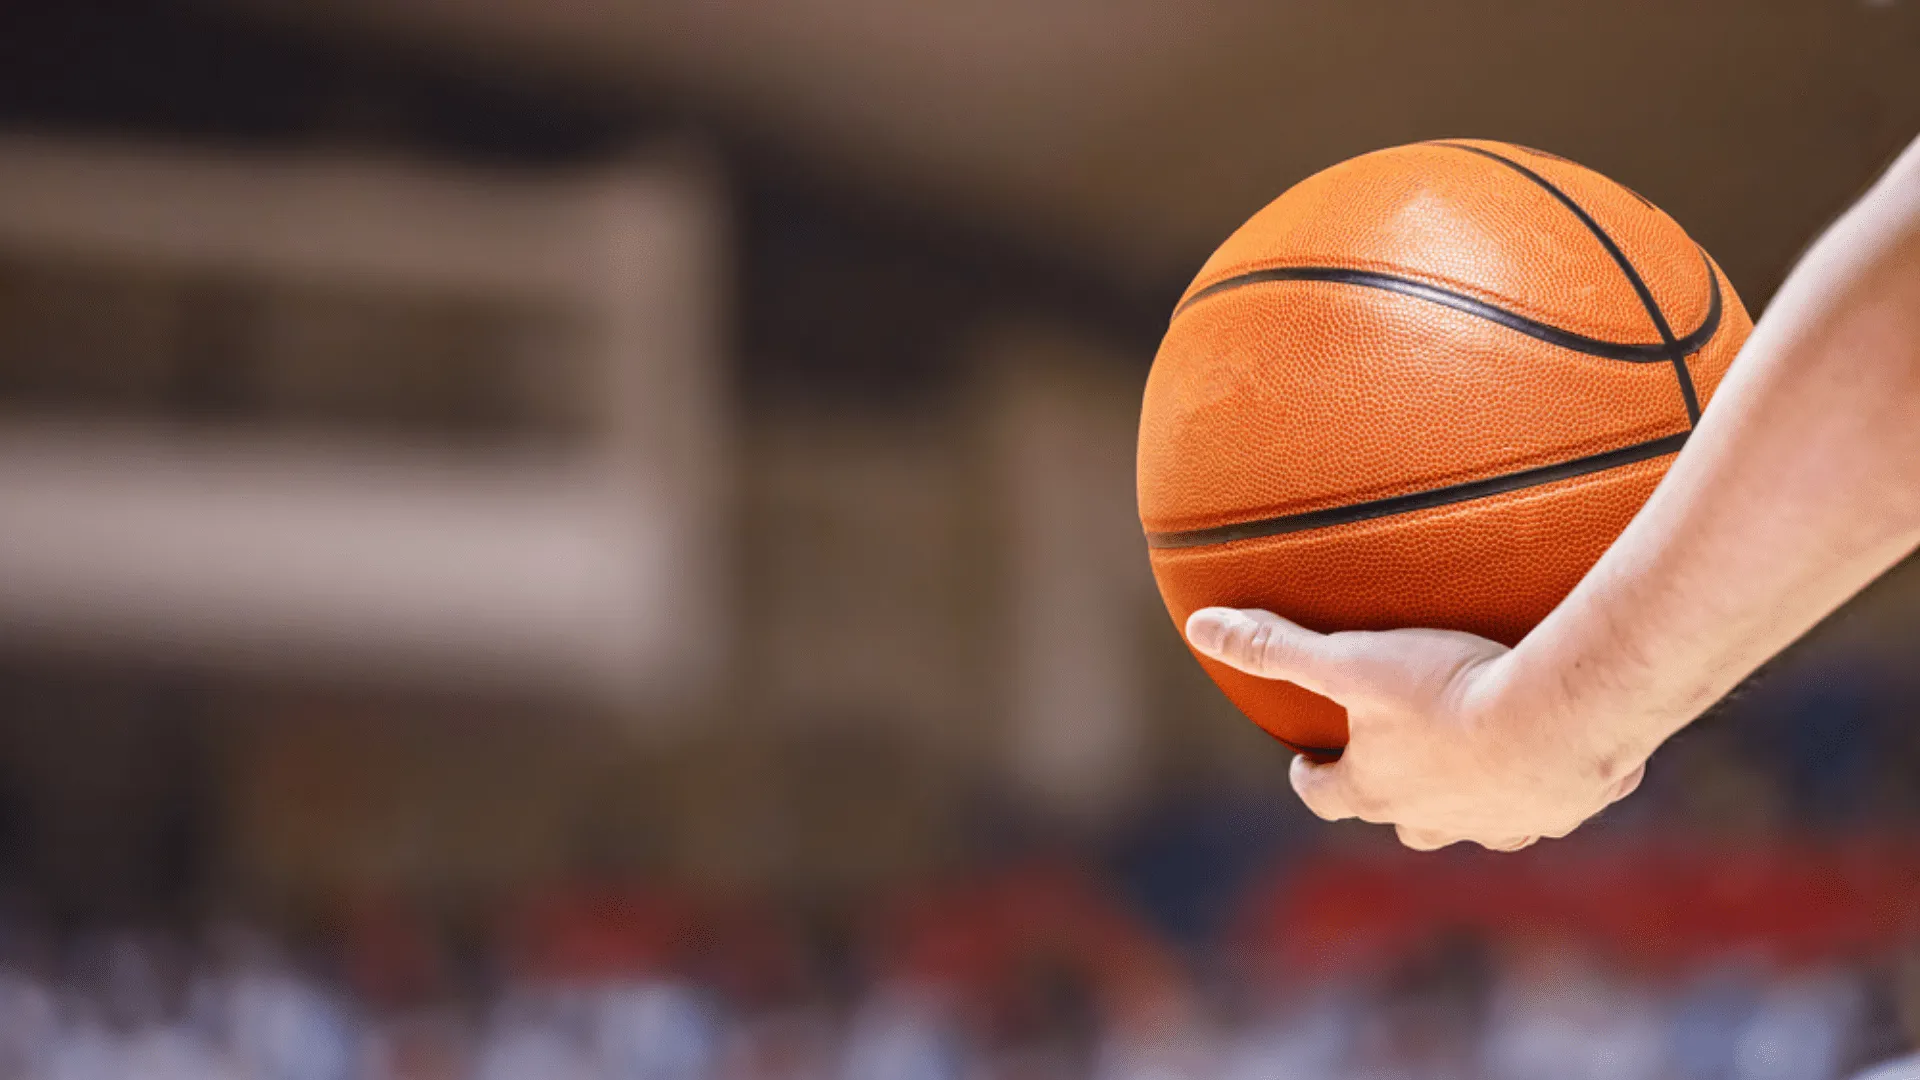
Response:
[1185,607,1650,851]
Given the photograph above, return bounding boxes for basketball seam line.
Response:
[1432,141,1705,424]
[1143,431,1688,549]
[1171,259,1721,363]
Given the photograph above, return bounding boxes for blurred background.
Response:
[0,2,1916,1078]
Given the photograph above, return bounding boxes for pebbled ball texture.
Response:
[1137,140,1751,757]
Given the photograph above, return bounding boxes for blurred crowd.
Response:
[0,6,1914,1080]
[0,839,1916,1080]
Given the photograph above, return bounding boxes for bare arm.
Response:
[1513,133,1920,769]
[1186,134,1920,850]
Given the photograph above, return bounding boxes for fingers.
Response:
[1394,828,1536,853]
[1395,825,1453,851]
[1606,762,1648,803]
[1186,608,1348,698]
[1289,754,1359,822]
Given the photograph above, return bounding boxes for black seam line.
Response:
[1172,261,1720,363]
[1432,141,1704,425]
[1145,431,1688,549]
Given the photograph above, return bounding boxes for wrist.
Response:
[1473,647,1663,788]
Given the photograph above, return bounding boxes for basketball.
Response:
[1137,139,1752,758]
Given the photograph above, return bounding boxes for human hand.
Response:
[1185,607,1650,851]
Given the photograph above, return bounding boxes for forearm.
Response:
[1504,136,1920,768]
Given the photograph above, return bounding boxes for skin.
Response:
[1185,132,1920,852]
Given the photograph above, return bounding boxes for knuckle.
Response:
[1397,826,1451,852]
[1244,621,1275,669]
[1320,632,1371,668]
[1611,765,1648,800]
[1312,635,1366,693]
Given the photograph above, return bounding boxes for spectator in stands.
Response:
[1479,942,1665,1080]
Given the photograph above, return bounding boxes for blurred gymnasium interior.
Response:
[0,2,1917,1078]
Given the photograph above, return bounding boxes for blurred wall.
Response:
[0,1,1910,918]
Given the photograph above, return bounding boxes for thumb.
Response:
[1186,607,1353,700]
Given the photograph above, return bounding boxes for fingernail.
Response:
[1186,608,1233,654]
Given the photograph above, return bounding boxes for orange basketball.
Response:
[1137,139,1751,758]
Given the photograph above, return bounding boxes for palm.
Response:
[1189,610,1646,850]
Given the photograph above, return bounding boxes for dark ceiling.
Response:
[236,0,1920,300]
[1,1,1916,397]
